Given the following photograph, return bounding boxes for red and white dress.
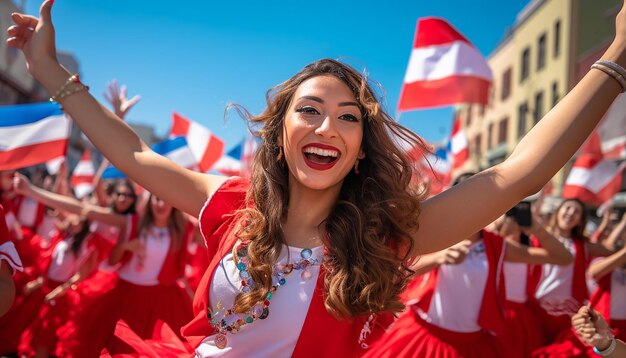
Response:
[529,236,589,356]
[0,204,23,276]
[58,220,193,357]
[533,260,626,357]
[18,232,95,356]
[364,231,507,358]
[0,204,24,355]
[178,177,393,357]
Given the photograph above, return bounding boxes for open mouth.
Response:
[302,144,341,170]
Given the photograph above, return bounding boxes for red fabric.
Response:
[413,17,471,47]
[0,139,68,171]
[181,176,394,356]
[12,194,45,231]
[500,300,543,358]
[0,204,9,244]
[404,230,507,335]
[55,270,118,356]
[18,279,80,356]
[364,307,502,358]
[562,133,625,206]
[118,214,189,285]
[590,270,612,323]
[58,277,193,357]
[398,76,491,111]
[527,237,589,306]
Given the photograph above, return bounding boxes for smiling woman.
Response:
[7,0,626,356]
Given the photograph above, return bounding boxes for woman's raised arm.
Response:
[412,3,626,256]
[6,1,226,217]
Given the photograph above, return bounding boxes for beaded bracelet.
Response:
[591,62,626,93]
[593,336,616,356]
[49,74,89,103]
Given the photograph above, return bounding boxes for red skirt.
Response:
[18,279,80,356]
[54,269,118,356]
[57,276,193,357]
[0,278,47,354]
[498,300,543,358]
[532,319,626,358]
[364,308,502,358]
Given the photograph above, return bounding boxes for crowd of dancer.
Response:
[2,0,626,357]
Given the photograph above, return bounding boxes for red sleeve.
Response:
[0,205,9,245]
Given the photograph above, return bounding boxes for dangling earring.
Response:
[276,146,283,161]
[354,159,360,175]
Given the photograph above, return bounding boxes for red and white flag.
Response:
[398,18,492,111]
[562,133,625,205]
[169,112,225,173]
[0,102,70,171]
[71,150,95,199]
[449,115,469,170]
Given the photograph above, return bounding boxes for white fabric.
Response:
[117,226,170,286]
[90,221,123,271]
[4,210,16,233]
[420,241,488,333]
[47,236,93,282]
[535,237,579,316]
[0,241,23,275]
[16,196,38,228]
[36,213,58,248]
[610,269,626,320]
[0,114,69,150]
[195,244,323,357]
[404,41,493,83]
[566,161,622,192]
[504,261,528,303]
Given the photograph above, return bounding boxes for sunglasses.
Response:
[115,192,136,199]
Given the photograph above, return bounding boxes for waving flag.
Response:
[0,102,70,170]
[449,114,469,170]
[169,112,224,172]
[398,18,492,111]
[562,133,625,205]
[213,136,259,177]
[71,150,95,199]
[102,137,197,180]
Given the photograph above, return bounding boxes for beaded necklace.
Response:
[207,241,321,349]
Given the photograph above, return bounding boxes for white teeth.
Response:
[303,147,338,158]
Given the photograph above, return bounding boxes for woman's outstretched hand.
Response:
[6,0,57,77]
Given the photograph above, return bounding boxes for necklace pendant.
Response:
[215,333,228,349]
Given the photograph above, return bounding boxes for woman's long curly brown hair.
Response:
[230,59,430,319]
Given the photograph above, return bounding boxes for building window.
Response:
[537,33,547,70]
[498,117,508,144]
[518,102,528,138]
[534,91,544,124]
[501,68,512,100]
[554,20,561,58]
[474,134,482,157]
[551,81,559,107]
[487,123,494,150]
[521,47,531,82]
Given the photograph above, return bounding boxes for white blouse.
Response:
[195,244,323,357]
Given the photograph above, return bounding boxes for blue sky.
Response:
[24,0,529,150]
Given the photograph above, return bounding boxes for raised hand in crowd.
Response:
[103,79,141,120]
